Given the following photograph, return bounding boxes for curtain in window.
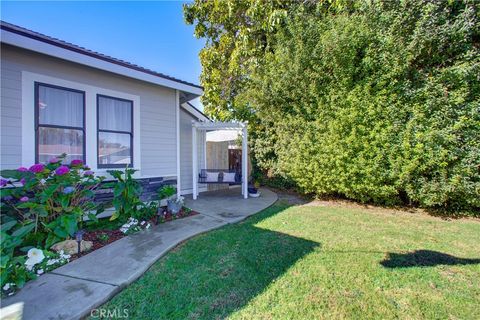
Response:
[38,86,83,127]
[98,96,131,132]
[97,96,133,166]
[37,84,85,163]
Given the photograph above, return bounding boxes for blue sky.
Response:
[1,1,205,108]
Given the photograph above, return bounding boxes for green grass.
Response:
[96,200,480,319]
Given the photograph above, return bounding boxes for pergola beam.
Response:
[192,121,246,130]
[191,120,248,200]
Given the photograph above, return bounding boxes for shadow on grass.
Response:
[381,250,480,268]
[96,203,319,320]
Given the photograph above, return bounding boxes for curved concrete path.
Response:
[1,188,277,320]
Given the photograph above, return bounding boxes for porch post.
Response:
[192,122,198,200]
[242,125,248,199]
[175,90,181,198]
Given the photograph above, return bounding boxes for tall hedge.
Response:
[248,1,480,214]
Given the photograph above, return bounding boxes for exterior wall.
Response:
[0,44,178,179]
[179,107,205,194]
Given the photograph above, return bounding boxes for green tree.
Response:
[186,0,480,214]
[184,0,312,120]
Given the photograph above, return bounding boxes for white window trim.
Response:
[21,71,141,175]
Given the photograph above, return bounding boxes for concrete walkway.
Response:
[184,187,278,223]
[1,188,277,320]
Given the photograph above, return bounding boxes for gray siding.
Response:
[179,107,205,192]
[0,44,177,177]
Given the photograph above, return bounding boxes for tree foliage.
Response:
[186,0,480,214]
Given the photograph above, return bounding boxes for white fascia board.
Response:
[180,103,209,122]
[1,30,203,96]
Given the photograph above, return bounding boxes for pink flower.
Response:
[70,159,83,167]
[20,178,26,186]
[20,196,29,202]
[49,157,60,164]
[0,179,9,187]
[17,167,28,172]
[29,164,45,173]
[84,170,94,176]
[55,165,70,176]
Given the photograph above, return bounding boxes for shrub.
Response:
[106,168,142,221]
[248,1,480,215]
[0,154,105,247]
[158,185,176,200]
[0,154,102,293]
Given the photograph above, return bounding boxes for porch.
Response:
[184,187,278,223]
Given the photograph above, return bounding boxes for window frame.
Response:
[96,94,134,168]
[34,82,86,163]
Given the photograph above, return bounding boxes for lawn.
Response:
[95,197,480,319]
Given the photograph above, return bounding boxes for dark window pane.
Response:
[98,96,132,132]
[38,85,84,127]
[98,132,131,165]
[38,127,84,163]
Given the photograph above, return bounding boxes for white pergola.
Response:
[192,120,248,200]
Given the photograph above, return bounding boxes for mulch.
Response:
[70,208,199,261]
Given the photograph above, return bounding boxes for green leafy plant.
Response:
[0,154,104,248]
[158,185,176,200]
[98,233,109,243]
[106,167,142,221]
[0,219,36,292]
[0,154,104,291]
[132,202,157,221]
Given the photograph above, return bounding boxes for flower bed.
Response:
[1,157,195,297]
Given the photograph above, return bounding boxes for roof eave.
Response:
[0,26,203,96]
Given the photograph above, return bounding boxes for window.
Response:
[35,83,85,163]
[97,95,133,168]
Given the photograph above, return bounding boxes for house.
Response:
[0,21,210,196]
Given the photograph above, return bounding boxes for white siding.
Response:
[179,108,205,193]
[0,44,178,177]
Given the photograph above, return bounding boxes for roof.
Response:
[0,21,203,96]
[184,102,210,121]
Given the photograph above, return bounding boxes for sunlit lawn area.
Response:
[96,198,480,319]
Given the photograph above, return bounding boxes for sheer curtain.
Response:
[37,84,84,163]
[98,96,132,132]
[97,96,133,166]
[38,85,83,128]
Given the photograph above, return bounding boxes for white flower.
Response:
[37,269,44,275]
[25,248,45,267]
[3,283,10,291]
[46,259,57,266]
[25,264,34,271]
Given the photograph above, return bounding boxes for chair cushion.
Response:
[222,172,236,183]
[205,171,220,182]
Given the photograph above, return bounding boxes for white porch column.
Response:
[192,123,198,200]
[242,126,248,199]
[175,90,181,198]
